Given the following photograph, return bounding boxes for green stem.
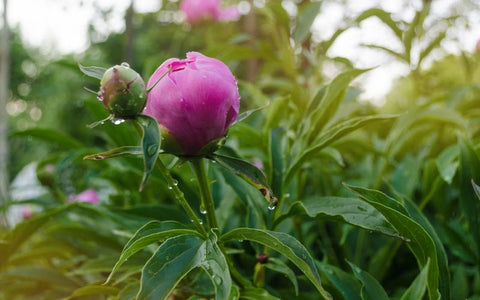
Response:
[155,159,207,236]
[191,158,219,230]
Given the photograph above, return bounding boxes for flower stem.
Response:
[191,158,218,230]
[155,159,207,236]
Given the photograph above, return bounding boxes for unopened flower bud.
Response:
[144,52,239,156]
[99,63,147,118]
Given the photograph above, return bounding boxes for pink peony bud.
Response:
[71,189,99,204]
[144,52,239,156]
[180,0,240,24]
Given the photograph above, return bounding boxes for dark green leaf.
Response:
[293,1,322,44]
[78,63,107,80]
[347,261,389,300]
[265,257,299,296]
[211,154,278,208]
[400,259,430,300]
[221,228,331,299]
[137,231,231,300]
[10,128,83,149]
[83,146,143,160]
[136,115,161,191]
[106,220,197,284]
[316,261,362,300]
[286,114,398,186]
[403,197,451,299]
[274,197,404,240]
[344,184,441,300]
[269,127,285,196]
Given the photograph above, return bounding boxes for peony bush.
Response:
[2,1,480,300]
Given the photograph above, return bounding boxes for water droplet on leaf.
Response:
[111,118,125,125]
[212,275,222,285]
[147,144,157,156]
[267,204,276,211]
[199,205,207,214]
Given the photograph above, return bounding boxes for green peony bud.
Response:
[99,63,147,118]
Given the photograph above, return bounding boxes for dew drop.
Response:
[147,144,157,156]
[284,193,290,198]
[199,220,203,225]
[111,118,125,125]
[212,275,222,285]
[96,95,103,102]
[267,204,276,211]
[167,185,173,190]
[172,179,179,186]
[199,205,207,215]
[121,62,130,68]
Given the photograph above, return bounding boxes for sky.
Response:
[3,0,480,104]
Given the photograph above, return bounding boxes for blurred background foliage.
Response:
[1,0,480,299]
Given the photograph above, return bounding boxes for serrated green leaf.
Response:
[265,257,298,296]
[105,220,197,284]
[286,114,398,186]
[347,261,389,300]
[10,128,83,149]
[293,1,322,44]
[344,184,441,300]
[68,285,119,299]
[83,146,143,160]
[211,154,278,208]
[316,261,362,300]
[137,231,231,300]
[221,228,331,299]
[78,63,107,80]
[400,259,430,300]
[136,115,161,191]
[274,197,404,240]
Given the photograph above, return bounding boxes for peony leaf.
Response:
[137,231,231,300]
[78,63,107,80]
[83,146,142,160]
[221,228,331,300]
[136,115,161,191]
[210,154,278,209]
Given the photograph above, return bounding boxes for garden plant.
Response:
[1,0,480,299]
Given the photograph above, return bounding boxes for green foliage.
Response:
[4,0,480,299]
